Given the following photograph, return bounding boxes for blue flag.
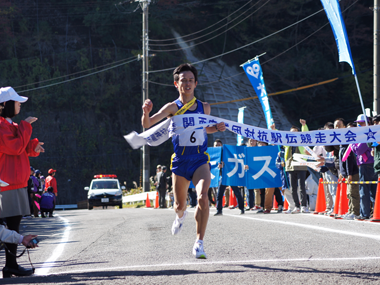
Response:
[221,145,246,187]
[208,147,222,188]
[245,146,281,189]
[320,0,356,74]
[242,58,274,128]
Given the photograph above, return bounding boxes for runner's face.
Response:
[175,71,197,96]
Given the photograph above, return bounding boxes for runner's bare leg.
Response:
[192,163,211,241]
[172,173,190,218]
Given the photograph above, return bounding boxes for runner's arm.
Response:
[141,99,176,129]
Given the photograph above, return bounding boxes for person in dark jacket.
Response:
[40,186,56,218]
[337,121,360,220]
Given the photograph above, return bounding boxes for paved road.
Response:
[1,207,380,284]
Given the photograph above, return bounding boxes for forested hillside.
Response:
[0,0,372,204]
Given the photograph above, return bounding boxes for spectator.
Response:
[337,121,360,220]
[352,114,377,220]
[29,167,39,217]
[156,165,167,208]
[284,119,309,213]
[245,138,261,211]
[45,169,57,197]
[0,225,38,248]
[40,186,56,218]
[0,87,44,278]
[276,146,296,214]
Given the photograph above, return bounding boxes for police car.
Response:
[84,174,126,210]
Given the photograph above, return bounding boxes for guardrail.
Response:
[123,191,170,204]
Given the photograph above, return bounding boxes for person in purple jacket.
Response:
[351,114,377,220]
[40,186,56,218]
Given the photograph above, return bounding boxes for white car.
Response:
[84,174,126,210]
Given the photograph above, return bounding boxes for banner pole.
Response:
[354,74,369,126]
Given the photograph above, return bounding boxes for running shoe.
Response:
[284,209,292,214]
[192,241,207,259]
[214,211,223,216]
[277,205,283,213]
[291,207,300,214]
[171,211,188,235]
[301,206,310,213]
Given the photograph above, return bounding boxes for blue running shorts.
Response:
[171,152,210,181]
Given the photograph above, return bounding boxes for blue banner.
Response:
[208,146,222,188]
[242,58,273,128]
[320,0,356,74]
[245,146,281,189]
[221,145,247,187]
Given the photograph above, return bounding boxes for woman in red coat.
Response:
[0,87,44,278]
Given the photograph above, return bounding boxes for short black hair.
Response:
[324,122,334,129]
[0,100,16,118]
[290,125,299,131]
[347,122,357,128]
[173,63,198,82]
[47,186,54,192]
[373,115,380,123]
[214,139,223,145]
[334,118,346,126]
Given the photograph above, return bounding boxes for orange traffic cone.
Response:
[333,181,341,218]
[145,193,151,208]
[273,197,278,210]
[314,178,327,214]
[338,178,349,217]
[284,199,289,211]
[223,196,226,207]
[229,188,237,208]
[154,191,159,209]
[370,177,380,222]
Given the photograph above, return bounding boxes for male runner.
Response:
[142,63,226,259]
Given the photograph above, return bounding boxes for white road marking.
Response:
[217,212,380,241]
[46,256,380,276]
[35,215,71,276]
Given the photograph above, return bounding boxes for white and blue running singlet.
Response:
[172,98,208,156]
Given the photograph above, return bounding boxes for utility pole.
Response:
[137,0,151,192]
[374,1,380,114]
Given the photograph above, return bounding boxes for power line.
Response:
[149,0,253,43]
[149,6,326,73]
[14,55,136,89]
[150,0,268,51]
[17,57,138,93]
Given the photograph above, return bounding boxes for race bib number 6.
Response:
[179,128,205,146]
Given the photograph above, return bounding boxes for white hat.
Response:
[355,114,369,123]
[0,87,28,104]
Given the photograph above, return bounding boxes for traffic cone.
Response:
[333,181,341,218]
[338,178,349,217]
[284,199,289,211]
[229,188,237,209]
[155,191,159,209]
[145,193,151,208]
[314,178,327,214]
[223,196,226,207]
[370,177,380,222]
[273,197,278,210]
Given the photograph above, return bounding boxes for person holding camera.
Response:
[0,87,44,278]
[0,225,38,248]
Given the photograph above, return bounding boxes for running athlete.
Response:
[142,63,226,259]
